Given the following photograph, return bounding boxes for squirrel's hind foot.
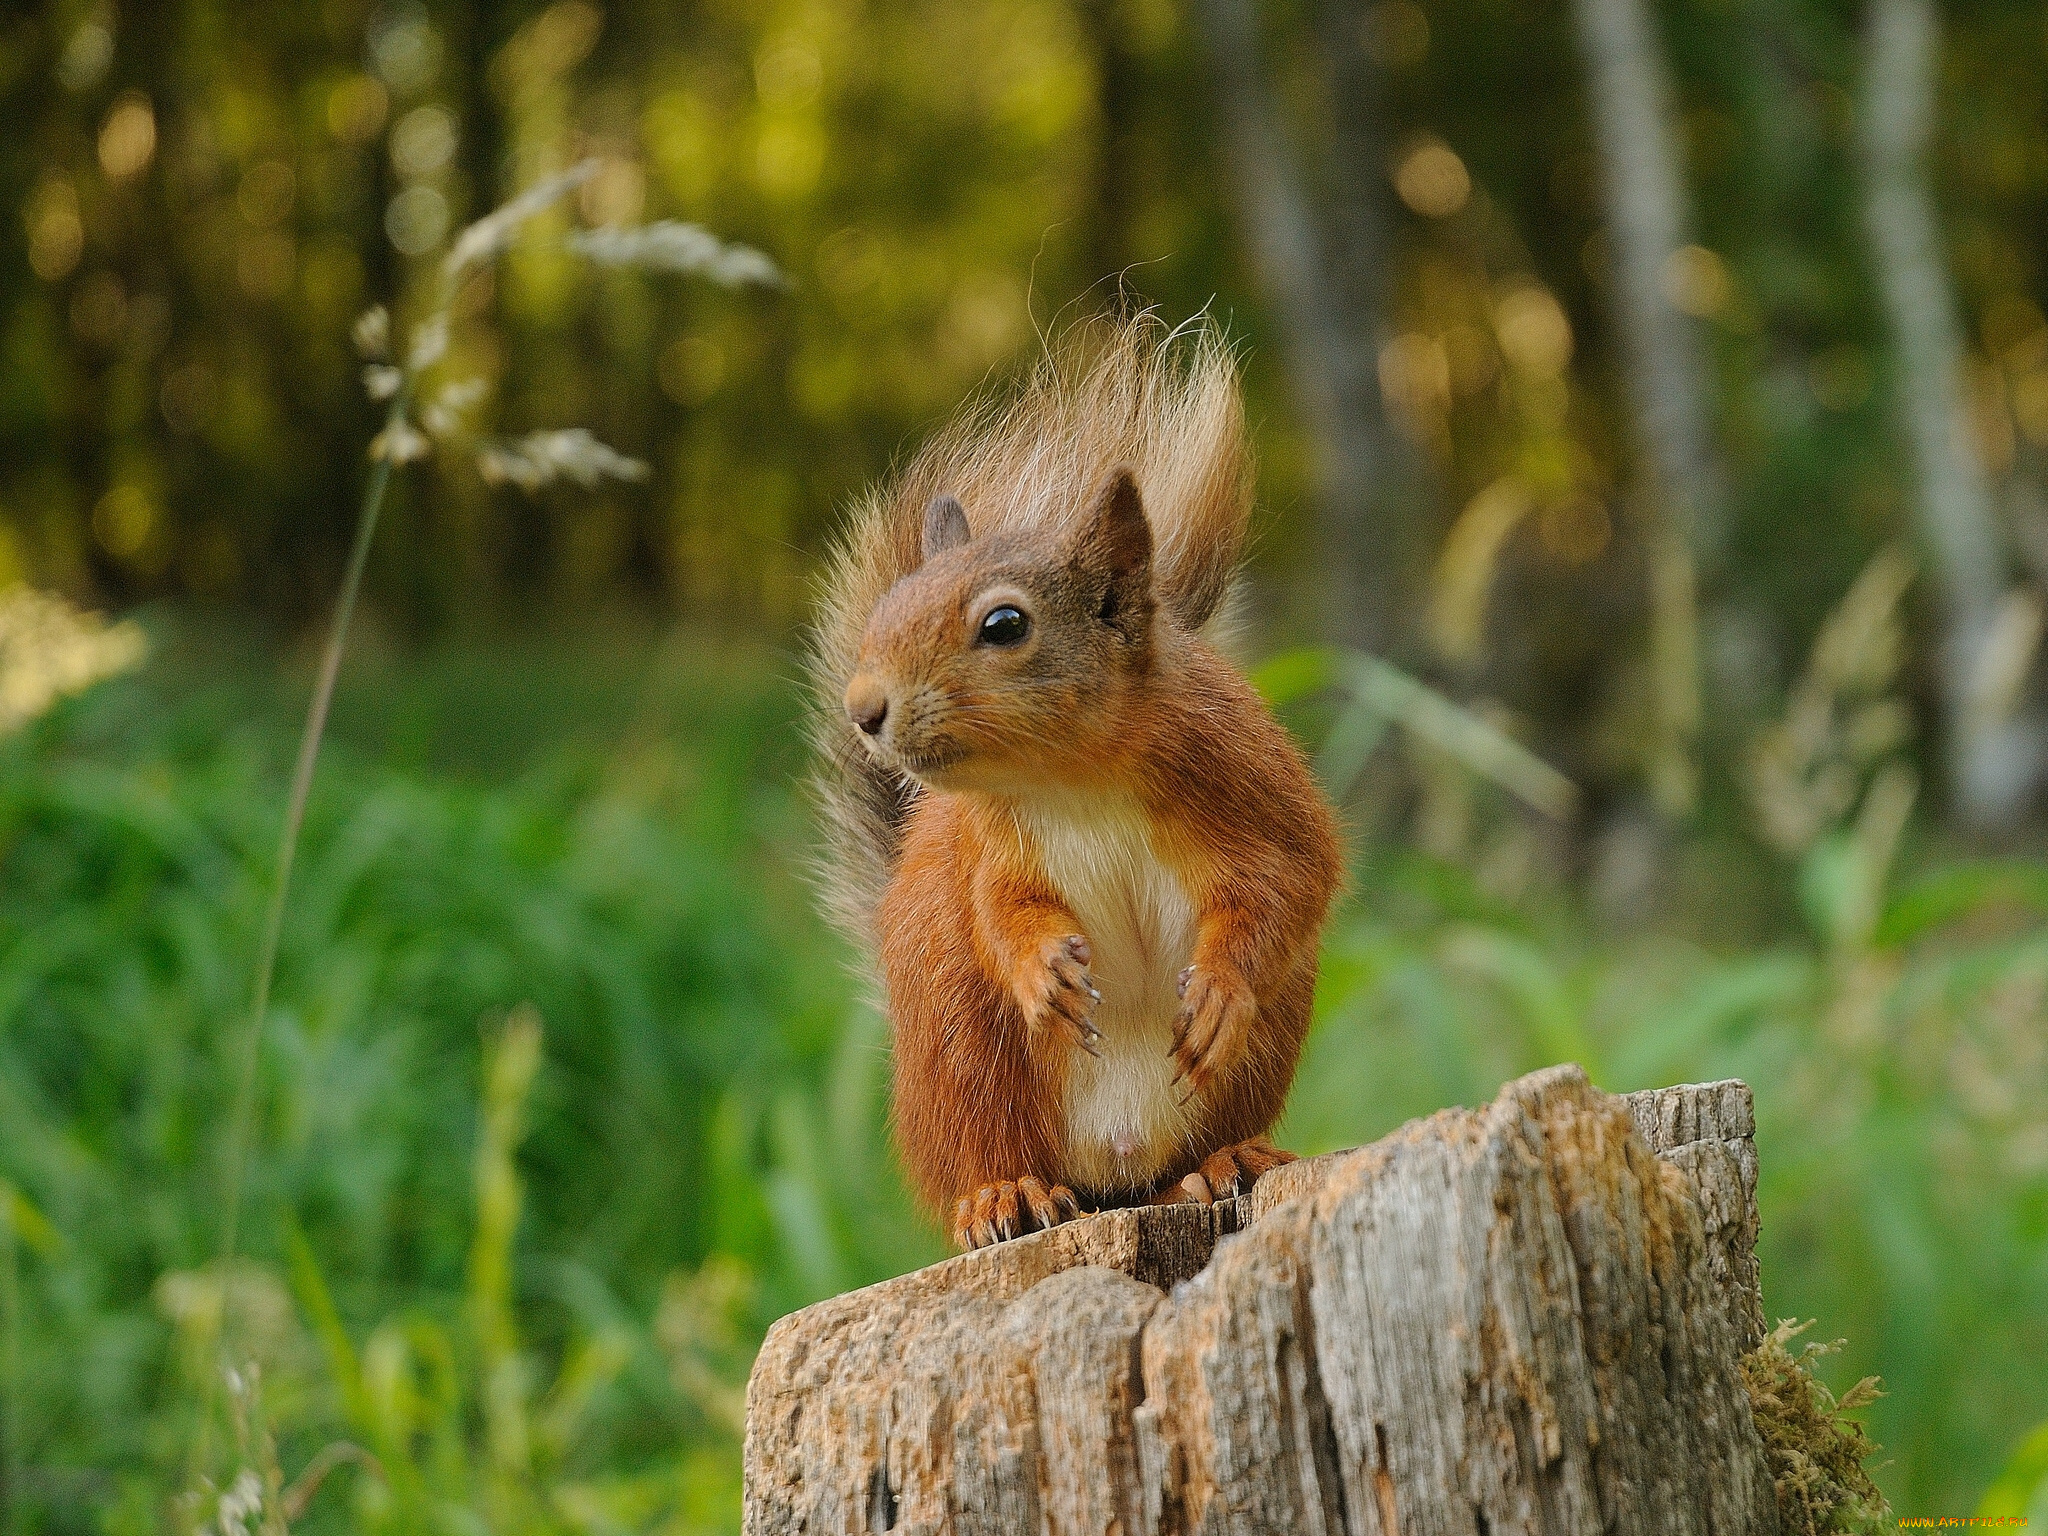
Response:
[1151,1137,1297,1206]
[952,1177,1088,1250]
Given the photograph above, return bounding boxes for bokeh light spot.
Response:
[57,20,113,92]
[755,40,823,110]
[98,93,157,181]
[92,485,156,561]
[370,2,442,96]
[1394,138,1471,219]
[1379,332,1452,420]
[328,75,390,144]
[755,121,824,200]
[1363,2,1430,69]
[1495,287,1574,376]
[390,104,458,180]
[1661,244,1731,318]
[386,184,450,255]
[578,158,646,228]
[26,179,85,281]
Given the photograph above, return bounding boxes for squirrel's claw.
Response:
[1020,932,1103,1056]
[1195,1137,1296,1198]
[952,1177,1090,1250]
[1169,963,1257,1098]
[1149,1139,1297,1207]
[1019,1176,1071,1232]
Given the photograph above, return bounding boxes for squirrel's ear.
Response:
[1074,468,1152,588]
[921,494,971,562]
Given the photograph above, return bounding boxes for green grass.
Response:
[1,618,2045,1529]
[0,618,939,1533]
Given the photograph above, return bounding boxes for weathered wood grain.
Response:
[745,1066,1778,1535]
[1622,1077,1765,1351]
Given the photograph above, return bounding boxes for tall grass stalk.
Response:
[1,1186,17,1536]
[196,387,409,1478]
[181,151,775,1495]
[190,162,586,1486]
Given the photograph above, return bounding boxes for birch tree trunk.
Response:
[1568,0,1727,567]
[1860,0,2043,826]
[744,1066,1781,1535]
[1569,0,1727,814]
[1193,0,1402,652]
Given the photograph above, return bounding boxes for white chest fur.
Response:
[1009,792,1201,1191]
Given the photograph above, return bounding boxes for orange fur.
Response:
[808,316,1342,1247]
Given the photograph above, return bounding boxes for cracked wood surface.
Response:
[744,1065,1779,1535]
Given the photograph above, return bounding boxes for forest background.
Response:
[3,0,2048,1529]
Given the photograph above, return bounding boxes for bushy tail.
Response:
[806,313,1252,953]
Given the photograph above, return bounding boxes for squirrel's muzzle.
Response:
[845,676,889,738]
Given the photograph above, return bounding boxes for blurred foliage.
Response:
[0,0,1199,629]
[3,0,2048,1529]
[4,0,2048,791]
[0,585,146,731]
[0,625,940,1533]
[1270,547,2048,1507]
[0,629,2041,1529]
[2,0,2046,813]
[1980,1415,2048,1521]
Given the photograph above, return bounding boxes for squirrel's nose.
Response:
[845,678,889,737]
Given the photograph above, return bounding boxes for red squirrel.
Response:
[810,318,1341,1250]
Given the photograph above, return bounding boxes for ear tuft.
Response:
[921,494,971,562]
[1075,468,1152,586]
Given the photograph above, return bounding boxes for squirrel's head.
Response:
[843,467,1157,793]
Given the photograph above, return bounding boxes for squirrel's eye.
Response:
[978,606,1030,647]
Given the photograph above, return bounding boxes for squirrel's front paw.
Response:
[1171,963,1256,1099]
[1016,933,1103,1056]
[952,1177,1088,1249]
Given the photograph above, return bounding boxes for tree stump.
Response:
[744,1064,1780,1535]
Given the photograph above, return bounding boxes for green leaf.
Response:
[1316,693,1393,800]
[1256,647,1576,816]
[1798,832,1859,948]
[285,1222,371,1434]
[1876,860,2048,948]
[1251,645,1342,707]
[1345,654,1577,819]
[1980,1417,2048,1518]
[1438,925,1600,1076]
[1610,953,1815,1086]
[1,1182,61,1257]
